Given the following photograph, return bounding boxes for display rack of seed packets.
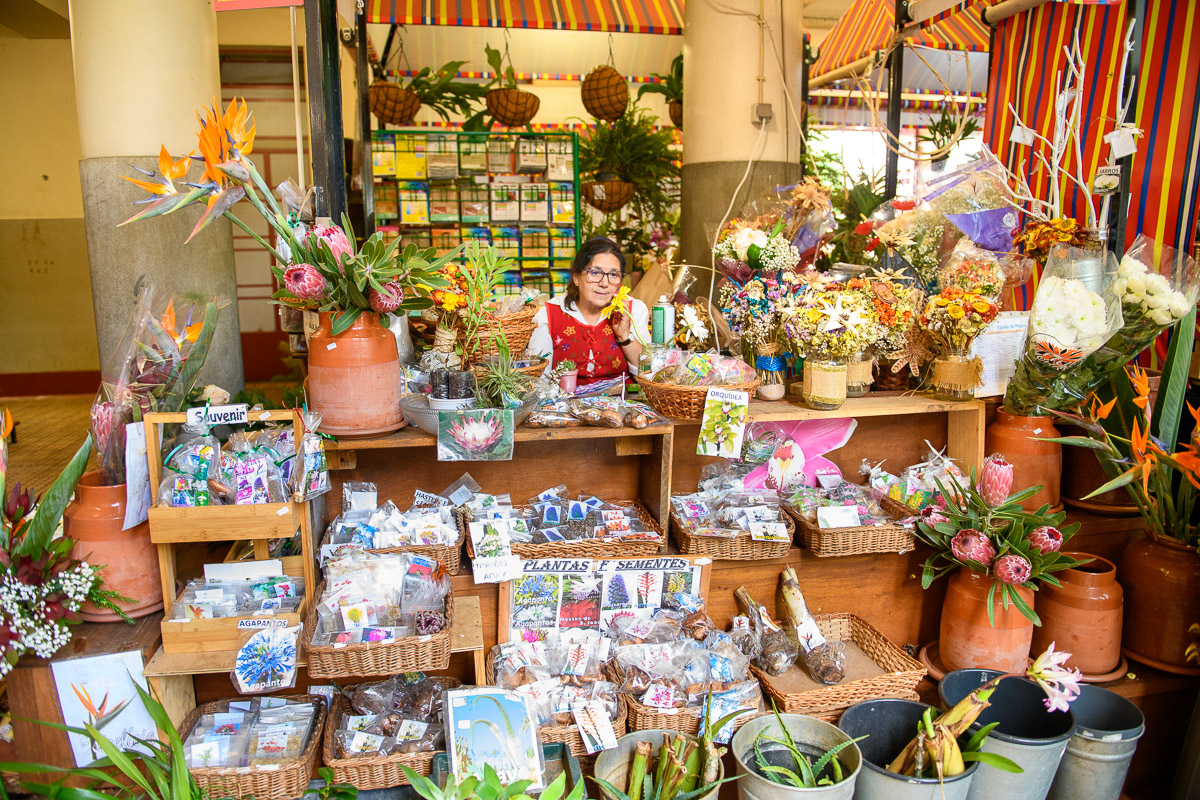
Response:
[460,484,665,560]
[144,410,320,654]
[180,694,327,800]
[302,546,455,678]
[320,480,467,574]
[321,674,462,788]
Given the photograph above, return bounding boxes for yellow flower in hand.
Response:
[601,286,632,319]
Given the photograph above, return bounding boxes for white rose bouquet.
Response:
[713,220,802,284]
[1004,244,1124,415]
[1037,234,1199,410]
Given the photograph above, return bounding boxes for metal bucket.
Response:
[732,713,863,800]
[1047,684,1144,800]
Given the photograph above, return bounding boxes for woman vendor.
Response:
[528,237,650,387]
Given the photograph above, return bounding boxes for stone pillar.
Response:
[69,0,245,393]
[681,0,805,271]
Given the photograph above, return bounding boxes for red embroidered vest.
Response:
[546,302,629,386]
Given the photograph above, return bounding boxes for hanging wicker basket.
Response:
[487,87,540,127]
[668,100,683,128]
[369,80,422,125]
[582,179,635,213]
[581,65,629,122]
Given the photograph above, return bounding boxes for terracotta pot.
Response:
[63,471,163,622]
[985,409,1062,511]
[307,311,405,438]
[1118,534,1200,675]
[1030,552,1123,674]
[940,569,1034,673]
[1061,423,1138,514]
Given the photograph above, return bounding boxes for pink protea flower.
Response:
[1028,525,1064,554]
[920,505,948,526]
[89,400,114,454]
[368,281,405,314]
[978,453,1014,507]
[308,224,354,264]
[449,415,503,453]
[284,264,328,300]
[950,528,996,567]
[994,554,1033,585]
[1028,643,1082,712]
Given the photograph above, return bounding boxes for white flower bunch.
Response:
[759,235,802,274]
[726,228,769,261]
[1030,276,1111,351]
[1113,253,1194,325]
[678,304,710,344]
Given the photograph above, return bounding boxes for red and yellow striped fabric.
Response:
[984,0,1200,318]
[362,0,684,34]
[812,0,992,79]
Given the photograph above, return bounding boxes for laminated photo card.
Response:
[696,389,749,458]
[446,687,543,789]
[437,409,514,462]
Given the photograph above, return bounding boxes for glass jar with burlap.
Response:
[930,348,981,401]
[845,350,874,397]
[753,341,787,401]
[802,357,848,410]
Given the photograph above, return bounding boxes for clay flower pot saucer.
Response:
[922,640,1130,683]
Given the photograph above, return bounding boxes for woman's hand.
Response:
[610,309,633,343]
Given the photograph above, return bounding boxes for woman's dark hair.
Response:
[564,237,626,310]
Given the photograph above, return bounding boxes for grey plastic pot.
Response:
[1047,684,1145,800]
[594,729,723,800]
[731,713,863,800]
[839,699,979,800]
[940,669,1077,800]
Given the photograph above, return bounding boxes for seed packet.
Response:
[293,410,331,501]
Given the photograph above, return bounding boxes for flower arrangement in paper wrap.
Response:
[782,281,882,360]
[916,452,1084,625]
[864,202,961,289]
[1015,217,1092,265]
[781,178,836,259]
[1003,244,1124,416]
[1038,234,1199,412]
[923,152,1020,253]
[0,427,130,678]
[713,219,803,284]
[119,98,456,338]
[919,287,999,352]
[88,285,225,486]
[1048,327,1200,544]
[937,239,1011,300]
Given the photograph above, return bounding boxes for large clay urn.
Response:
[986,409,1062,512]
[1030,552,1123,675]
[307,310,405,438]
[940,569,1034,673]
[63,471,163,621]
[1118,535,1200,675]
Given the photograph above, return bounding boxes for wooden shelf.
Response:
[327,421,670,451]
[744,392,985,421]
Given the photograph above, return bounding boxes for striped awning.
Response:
[361,0,684,34]
[813,0,994,79]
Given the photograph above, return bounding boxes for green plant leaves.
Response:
[1152,305,1196,445]
[16,437,91,557]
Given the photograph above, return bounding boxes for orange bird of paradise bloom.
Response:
[72,684,110,721]
[1126,365,1151,409]
[196,97,256,187]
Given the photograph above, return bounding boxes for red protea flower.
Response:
[892,199,916,211]
[1028,525,1064,554]
[283,264,328,300]
[949,528,996,567]
[995,554,1033,585]
[368,281,405,314]
[920,505,948,526]
[978,453,1014,507]
[307,224,353,264]
[90,400,114,454]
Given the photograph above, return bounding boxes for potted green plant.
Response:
[637,53,683,127]
[465,44,540,129]
[918,98,979,170]
[369,59,487,125]
[730,704,865,799]
[578,105,679,214]
[403,762,584,800]
[557,359,579,393]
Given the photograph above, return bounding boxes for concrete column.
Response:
[69,0,245,393]
[681,0,805,269]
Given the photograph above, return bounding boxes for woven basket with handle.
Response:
[751,613,926,715]
[635,374,761,421]
[369,81,421,125]
[467,305,539,366]
[487,87,540,127]
[605,665,765,735]
[181,695,327,800]
[581,65,629,122]
[582,180,635,213]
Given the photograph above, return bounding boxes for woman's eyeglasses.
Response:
[583,267,624,285]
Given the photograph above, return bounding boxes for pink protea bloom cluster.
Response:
[949,528,996,567]
[978,453,1014,507]
[308,224,353,265]
[368,281,405,314]
[1028,525,1063,554]
[994,554,1033,585]
[283,264,327,300]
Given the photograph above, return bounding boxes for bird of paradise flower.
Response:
[72,684,125,759]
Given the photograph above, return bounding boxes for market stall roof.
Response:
[812,0,993,79]
[361,0,684,34]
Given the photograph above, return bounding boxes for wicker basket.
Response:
[668,100,683,128]
[473,356,547,380]
[487,87,540,127]
[369,81,422,125]
[784,504,914,558]
[461,500,664,560]
[581,65,629,122]
[880,493,923,520]
[669,505,794,560]
[321,684,461,788]
[582,180,635,213]
[484,660,628,757]
[606,668,765,735]
[635,374,761,421]
[467,305,540,366]
[751,613,926,715]
[302,582,454,678]
[319,526,466,575]
[180,695,327,800]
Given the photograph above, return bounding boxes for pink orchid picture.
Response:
[744,418,858,493]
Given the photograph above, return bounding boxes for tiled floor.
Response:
[1,394,95,491]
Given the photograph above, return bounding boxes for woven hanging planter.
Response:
[582,179,635,213]
[581,65,629,122]
[668,99,683,128]
[369,80,422,124]
[486,87,540,127]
